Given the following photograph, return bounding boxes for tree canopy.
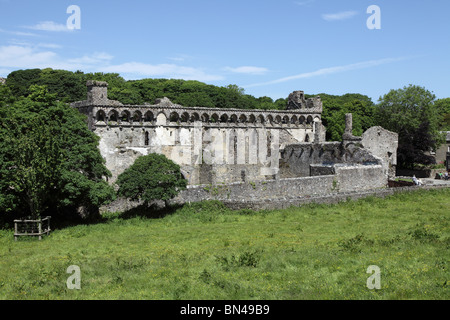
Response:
[375,84,444,149]
[0,85,115,221]
[116,154,187,207]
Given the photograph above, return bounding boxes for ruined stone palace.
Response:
[72,81,398,208]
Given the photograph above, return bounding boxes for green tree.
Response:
[397,121,437,169]
[116,154,187,207]
[435,98,450,130]
[318,93,375,141]
[375,85,444,150]
[0,85,115,221]
[1,114,63,218]
[6,69,42,97]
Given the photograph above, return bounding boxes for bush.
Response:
[116,154,187,207]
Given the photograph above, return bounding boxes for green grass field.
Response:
[0,188,449,300]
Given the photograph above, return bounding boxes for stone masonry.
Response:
[72,81,399,210]
[72,81,326,185]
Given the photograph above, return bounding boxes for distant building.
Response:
[0,77,6,85]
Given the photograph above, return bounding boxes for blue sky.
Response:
[0,0,449,102]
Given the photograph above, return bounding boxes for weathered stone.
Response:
[69,81,400,212]
[361,126,398,180]
[71,82,324,184]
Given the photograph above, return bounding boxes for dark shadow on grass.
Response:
[116,202,184,220]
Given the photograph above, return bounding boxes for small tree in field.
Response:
[116,154,187,207]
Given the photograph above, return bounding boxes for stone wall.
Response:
[279,142,381,178]
[72,81,325,185]
[361,126,398,179]
[72,81,401,214]
[172,163,386,205]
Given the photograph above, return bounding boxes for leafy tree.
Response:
[257,96,276,110]
[375,85,444,168]
[0,85,115,221]
[435,98,450,130]
[1,113,63,218]
[375,85,442,144]
[6,69,42,97]
[38,68,86,102]
[0,84,15,106]
[317,93,375,141]
[397,121,436,169]
[116,154,187,207]
[274,98,288,110]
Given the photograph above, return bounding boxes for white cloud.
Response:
[224,66,268,75]
[0,28,38,37]
[68,52,114,65]
[322,11,358,21]
[0,45,110,71]
[7,39,62,49]
[244,57,409,88]
[101,62,224,82]
[25,21,73,32]
[37,43,63,49]
[0,45,223,82]
[0,45,58,69]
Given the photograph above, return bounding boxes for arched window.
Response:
[120,110,130,122]
[299,116,305,124]
[180,112,189,122]
[275,115,281,124]
[132,111,142,123]
[96,110,106,122]
[257,115,265,124]
[169,112,179,122]
[144,111,154,122]
[291,116,298,125]
[190,113,200,122]
[108,110,118,122]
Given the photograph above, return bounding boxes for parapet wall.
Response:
[173,163,387,204]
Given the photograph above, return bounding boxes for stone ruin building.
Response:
[72,81,398,209]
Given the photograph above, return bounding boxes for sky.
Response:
[0,0,449,102]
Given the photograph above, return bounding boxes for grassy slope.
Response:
[0,189,449,300]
